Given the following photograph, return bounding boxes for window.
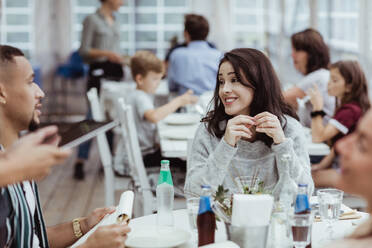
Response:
[0,0,34,58]
[285,0,309,35]
[231,0,265,49]
[318,0,359,52]
[71,0,190,59]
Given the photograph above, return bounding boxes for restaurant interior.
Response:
[1,0,372,247]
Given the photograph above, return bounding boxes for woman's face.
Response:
[335,110,372,198]
[106,0,124,11]
[291,47,308,74]
[218,61,255,116]
[327,67,349,98]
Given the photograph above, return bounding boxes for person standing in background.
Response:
[74,0,125,180]
[283,28,335,128]
[167,14,222,96]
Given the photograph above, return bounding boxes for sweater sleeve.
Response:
[271,119,314,198]
[184,124,238,198]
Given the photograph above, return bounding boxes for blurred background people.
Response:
[74,0,125,180]
[284,28,335,128]
[167,14,222,96]
[309,60,370,188]
[114,51,197,175]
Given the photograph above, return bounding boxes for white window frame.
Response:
[71,0,190,59]
[0,0,34,58]
[231,0,265,49]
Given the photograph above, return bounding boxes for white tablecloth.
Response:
[129,209,369,248]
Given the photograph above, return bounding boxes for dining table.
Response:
[127,207,368,248]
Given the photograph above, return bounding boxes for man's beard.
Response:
[28,119,39,132]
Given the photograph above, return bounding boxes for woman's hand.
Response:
[105,51,124,64]
[254,112,285,144]
[80,207,116,234]
[224,115,255,147]
[308,84,323,111]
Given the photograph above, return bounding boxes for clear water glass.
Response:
[186,197,199,244]
[289,213,313,248]
[318,188,344,240]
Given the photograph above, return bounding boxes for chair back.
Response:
[115,98,155,215]
[87,88,115,205]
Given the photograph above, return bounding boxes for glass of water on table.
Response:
[187,197,200,244]
[318,188,344,241]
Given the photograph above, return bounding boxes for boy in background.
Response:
[115,50,198,174]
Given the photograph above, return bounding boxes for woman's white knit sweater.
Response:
[184,115,314,199]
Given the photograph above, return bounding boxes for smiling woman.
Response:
[184,48,314,200]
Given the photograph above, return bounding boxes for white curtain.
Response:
[190,0,234,52]
[33,0,72,92]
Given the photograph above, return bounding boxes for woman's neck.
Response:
[100,4,114,19]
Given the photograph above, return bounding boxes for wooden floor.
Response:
[38,140,186,227]
[38,141,114,226]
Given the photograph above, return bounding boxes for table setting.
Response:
[71,183,368,248]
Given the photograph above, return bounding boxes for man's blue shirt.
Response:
[167,41,222,95]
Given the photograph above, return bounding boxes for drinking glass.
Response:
[317,188,343,241]
[289,213,313,248]
[186,197,199,244]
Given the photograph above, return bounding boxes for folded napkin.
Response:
[71,191,134,247]
[231,194,274,227]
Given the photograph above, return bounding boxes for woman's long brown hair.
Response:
[330,60,370,113]
[203,48,298,147]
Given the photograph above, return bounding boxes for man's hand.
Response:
[80,224,131,248]
[2,126,71,184]
[80,207,116,234]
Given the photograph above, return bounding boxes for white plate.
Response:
[164,113,200,125]
[126,226,190,248]
[161,129,194,140]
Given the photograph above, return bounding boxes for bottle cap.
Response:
[161,160,170,165]
[198,196,212,215]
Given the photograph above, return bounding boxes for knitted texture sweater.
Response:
[184,115,314,199]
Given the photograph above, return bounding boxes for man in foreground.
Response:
[0,45,130,247]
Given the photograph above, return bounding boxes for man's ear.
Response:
[135,74,143,86]
[0,83,7,104]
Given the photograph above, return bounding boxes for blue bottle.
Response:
[295,184,311,214]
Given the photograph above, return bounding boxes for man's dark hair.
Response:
[291,28,330,75]
[0,45,24,64]
[184,14,209,41]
